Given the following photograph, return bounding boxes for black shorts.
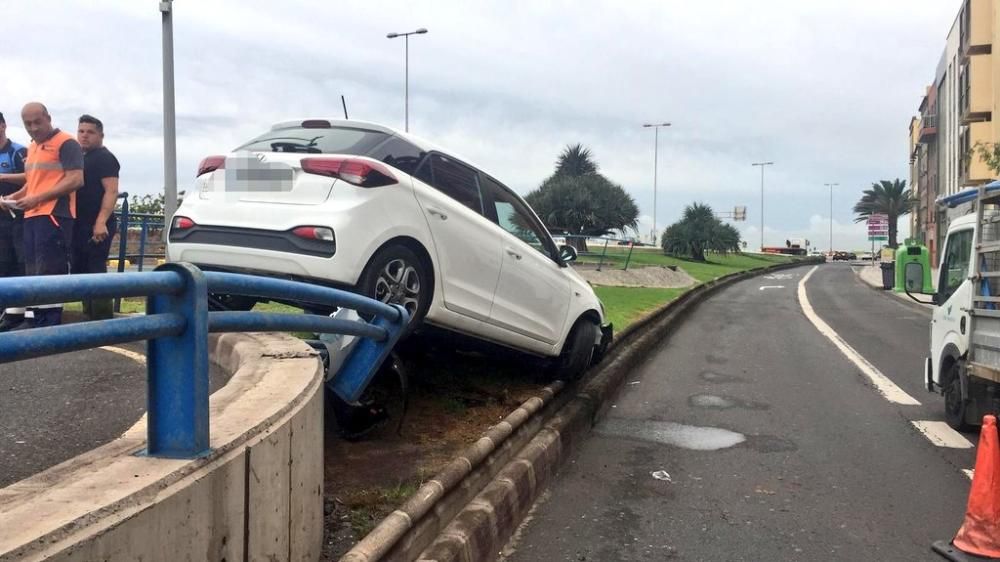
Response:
[23,215,74,276]
[0,218,24,277]
[72,218,117,275]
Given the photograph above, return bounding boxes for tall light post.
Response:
[642,122,671,244]
[386,28,428,133]
[160,0,177,220]
[824,183,839,254]
[752,161,774,251]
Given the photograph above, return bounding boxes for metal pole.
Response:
[160,1,178,221]
[824,183,838,254]
[653,126,658,245]
[404,34,409,133]
[760,165,765,251]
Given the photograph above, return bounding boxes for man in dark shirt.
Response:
[0,112,28,331]
[73,114,120,320]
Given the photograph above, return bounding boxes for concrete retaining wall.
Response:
[0,332,325,562]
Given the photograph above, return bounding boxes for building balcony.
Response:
[960,121,995,186]
[960,54,993,124]
[918,114,938,141]
[961,0,993,60]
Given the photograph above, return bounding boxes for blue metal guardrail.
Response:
[113,193,165,274]
[0,263,408,459]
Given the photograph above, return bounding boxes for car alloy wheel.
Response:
[373,258,421,318]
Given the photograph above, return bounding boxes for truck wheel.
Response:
[550,319,597,381]
[944,363,972,431]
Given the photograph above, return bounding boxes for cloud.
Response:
[0,0,959,244]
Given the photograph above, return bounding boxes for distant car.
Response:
[831,251,850,261]
[167,119,611,380]
[858,252,875,261]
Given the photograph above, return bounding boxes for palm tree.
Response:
[852,179,917,249]
[661,203,740,261]
[554,144,598,177]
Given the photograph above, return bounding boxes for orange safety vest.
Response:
[24,129,78,219]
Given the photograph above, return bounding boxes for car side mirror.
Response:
[559,244,578,263]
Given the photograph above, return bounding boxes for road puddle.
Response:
[597,419,746,451]
[688,393,770,410]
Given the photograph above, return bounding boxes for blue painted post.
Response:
[329,304,408,404]
[146,262,210,457]
[138,217,148,272]
[115,196,130,313]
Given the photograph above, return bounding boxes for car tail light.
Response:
[300,157,397,188]
[301,119,332,129]
[172,216,196,230]
[291,226,335,241]
[197,155,225,176]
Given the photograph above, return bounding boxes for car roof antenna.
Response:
[341,95,349,120]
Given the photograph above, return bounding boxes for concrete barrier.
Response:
[0,332,324,562]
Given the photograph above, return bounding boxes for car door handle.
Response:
[506,248,522,260]
[427,207,448,220]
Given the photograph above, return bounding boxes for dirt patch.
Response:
[321,340,546,560]
[574,265,697,288]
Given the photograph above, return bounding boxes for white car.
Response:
[167,119,611,378]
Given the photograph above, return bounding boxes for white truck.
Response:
[923,183,1000,430]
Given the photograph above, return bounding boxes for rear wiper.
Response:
[270,141,322,153]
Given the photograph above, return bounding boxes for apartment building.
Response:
[910,0,998,263]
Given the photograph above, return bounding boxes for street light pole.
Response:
[643,122,671,244]
[824,183,839,254]
[752,161,774,251]
[160,0,177,221]
[387,28,428,133]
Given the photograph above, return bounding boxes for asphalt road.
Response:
[500,263,975,562]
[0,338,228,488]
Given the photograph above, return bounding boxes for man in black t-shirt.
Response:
[73,114,120,319]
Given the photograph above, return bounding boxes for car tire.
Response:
[359,244,431,334]
[944,363,972,431]
[550,318,597,381]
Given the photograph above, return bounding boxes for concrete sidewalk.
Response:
[855,263,933,310]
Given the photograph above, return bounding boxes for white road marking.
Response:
[798,266,921,405]
[759,285,785,291]
[910,421,975,449]
[764,273,794,280]
[963,469,975,480]
[99,345,146,364]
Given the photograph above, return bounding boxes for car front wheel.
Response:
[550,319,597,381]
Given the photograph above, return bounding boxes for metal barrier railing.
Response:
[0,263,407,458]
[557,234,642,271]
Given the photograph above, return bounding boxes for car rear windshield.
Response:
[235,126,389,155]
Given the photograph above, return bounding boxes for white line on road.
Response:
[798,266,921,405]
[99,345,146,364]
[759,285,785,291]
[910,421,975,449]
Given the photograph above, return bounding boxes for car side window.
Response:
[939,229,973,302]
[482,176,557,261]
[366,136,426,176]
[418,154,484,214]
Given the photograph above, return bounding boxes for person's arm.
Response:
[0,173,25,186]
[91,176,119,242]
[14,140,84,211]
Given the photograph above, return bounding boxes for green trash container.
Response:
[894,240,934,293]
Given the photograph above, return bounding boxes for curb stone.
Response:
[342,258,820,562]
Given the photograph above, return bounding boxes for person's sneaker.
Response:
[0,313,25,332]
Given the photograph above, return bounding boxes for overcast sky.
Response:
[2,0,962,250]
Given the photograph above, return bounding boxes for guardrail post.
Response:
[624,241,635,271]
[115,196,130,312]
[138,217,149,272]
[329,304,408,404]
[597,239,609,272]
[146,262,210,457]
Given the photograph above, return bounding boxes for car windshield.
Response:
[235,126,389,155]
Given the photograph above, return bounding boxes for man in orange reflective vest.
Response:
[0,102,84,328]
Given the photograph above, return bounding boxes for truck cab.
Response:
[928,214,976,428]
[927,195,1000,430]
